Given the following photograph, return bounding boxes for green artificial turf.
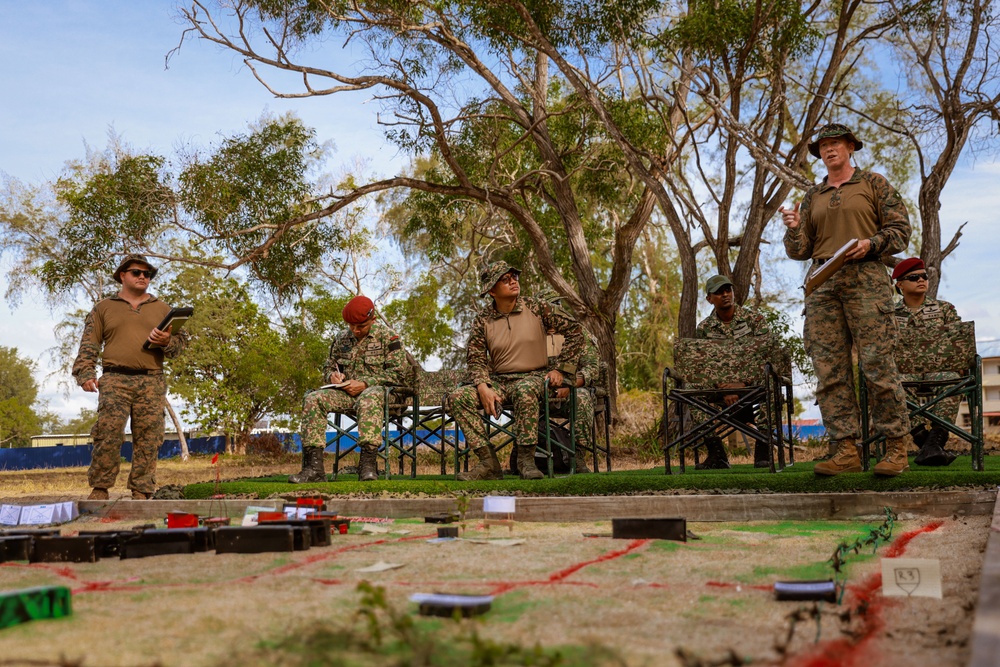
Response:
[181,454,1000,499]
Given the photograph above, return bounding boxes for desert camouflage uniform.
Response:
[451,296,583,451]
[72,296,185,494]
[784,168,912,442]
[300,321,407,451]
[895,298,962,425]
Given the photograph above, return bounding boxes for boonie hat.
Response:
[891,257,925,281]
[113,254,158,284]
[808,123,864,158]
[479,261,521,297]
[342,295,375,324]
[705,274,734,295]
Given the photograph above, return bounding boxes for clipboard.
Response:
[804,239,858,296]
[143,307,194,350]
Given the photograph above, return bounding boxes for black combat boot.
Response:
[914,427,957,466]
[909,424,930,451]
[753,441,771,468]
[288,446,326,484]
[695,436,730,470]
[358,445,379,482]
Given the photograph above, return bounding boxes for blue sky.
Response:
[1,1,997,423]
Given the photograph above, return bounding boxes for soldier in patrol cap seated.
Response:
[693,274,771,468]
[892,258,961,466]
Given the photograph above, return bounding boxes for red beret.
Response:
[891,258,925,281]
[342,295,375,324]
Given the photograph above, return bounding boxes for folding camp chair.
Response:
[661,335,794,473]
[327,362,418,480]
[859,320,983,470]
[541,368,613,473]
[403,368,467,476]
[448,379,564,479]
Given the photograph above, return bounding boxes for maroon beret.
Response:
[891,258,925,281]
[342,295,375,324]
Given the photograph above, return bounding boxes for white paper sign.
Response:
[0,505,21,526]
[20,504,57,525]
[881,558,942,598]
[283,507,315,519]
[482,496,516,514]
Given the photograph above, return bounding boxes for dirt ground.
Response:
[0,509,989,667]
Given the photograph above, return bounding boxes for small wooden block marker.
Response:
[611,518,687,541]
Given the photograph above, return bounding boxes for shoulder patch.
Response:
[388,341,401,352]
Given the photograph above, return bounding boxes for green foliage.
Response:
[46,152,172,294]
[159,265,325,447]
[382,274,457,364]
[51,407,99,436]
[179,114,327,295]
[756,304,812,384]
[665,0,819,71]
[0,346,43,447]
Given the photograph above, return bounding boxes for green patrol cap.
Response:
[808,123,864,158]
[112,254,158,284]
[479,260,520,297]
[705,274,734,295]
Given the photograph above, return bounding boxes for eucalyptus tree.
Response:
[876,0,1000,297]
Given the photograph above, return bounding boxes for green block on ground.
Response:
[0,586,72,629]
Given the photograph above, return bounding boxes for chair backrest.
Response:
[672,334,790,388]
[895,320,977,375]
[416,368,469,405]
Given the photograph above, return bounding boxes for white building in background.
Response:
[958,340,1000,432]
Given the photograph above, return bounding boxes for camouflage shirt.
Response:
[695,304,770,340]
[784,168,911,261]
[467,296,583,387]
[72,294,186,385]
[324,320,407,388]
[894,298,960,329]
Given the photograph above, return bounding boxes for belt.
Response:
[102,366,162,376]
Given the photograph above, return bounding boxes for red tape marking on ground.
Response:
[487,539,649,595]
[785,521,944,667]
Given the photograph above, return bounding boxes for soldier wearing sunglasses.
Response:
[892,257,961,466]
[72,254,186,501]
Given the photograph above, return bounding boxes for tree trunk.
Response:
[164,399,189,461]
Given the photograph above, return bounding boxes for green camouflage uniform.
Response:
[784,168,912,442]
[300,321,407,451]
[895,297,962,425]
[547,330,602,453]
[692,304,771,427]
[72,296,186,494]
[451,296,583,451]
[695,304,770,340]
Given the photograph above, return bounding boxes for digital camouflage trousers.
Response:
[300,386,387,451]
[89,373,166,494]
[545,388,595,453]
[804,262,910,442]
[450,372,545,452]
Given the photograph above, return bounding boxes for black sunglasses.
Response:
[125,269,154,279]
[897,273,928,283]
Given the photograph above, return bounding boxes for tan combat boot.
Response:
[516,445,545,480]
[873,435,911,477]
[813,439,862,476]
[457,447,503,481]
[87,488,109,501]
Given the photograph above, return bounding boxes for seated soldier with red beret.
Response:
[892,258,961,466]
[290,295,408,483]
